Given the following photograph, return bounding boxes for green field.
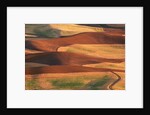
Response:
[25,74,114,90]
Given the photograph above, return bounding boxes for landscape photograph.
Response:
[25,24,125,90]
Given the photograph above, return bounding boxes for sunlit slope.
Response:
[25,24,104,38]
[58,44,125,59]
[83,62,125,70]
[50,24,104,36]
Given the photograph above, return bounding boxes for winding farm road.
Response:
[108,71,121,90]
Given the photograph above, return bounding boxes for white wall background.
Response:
[7,7,143,108]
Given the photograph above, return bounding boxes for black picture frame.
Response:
[1,0,148,112]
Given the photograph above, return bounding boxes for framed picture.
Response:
[2,0,146,110]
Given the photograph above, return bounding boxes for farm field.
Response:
[25,72,119,90]
[25,24,125,90]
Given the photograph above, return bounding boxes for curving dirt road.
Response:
[108,71,121,90]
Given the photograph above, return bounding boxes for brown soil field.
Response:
[25,49,45,55]
[25,62,49,68]
[25,65,125,75]
[104,28,125,36]
[25,32,125,52]
[26,52,124,66]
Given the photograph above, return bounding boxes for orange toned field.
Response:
[25,32,124,52]
[58,44,125,59]
[26,52,124,66]
[25,24,125,90]
[83,62,125,71]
